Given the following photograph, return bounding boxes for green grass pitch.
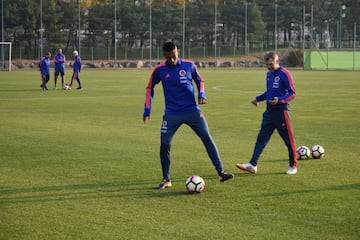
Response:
[0,69,359,239]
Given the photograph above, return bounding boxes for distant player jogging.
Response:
[54,48,66,90]
[236,52,298,175]
[143,41,234,190]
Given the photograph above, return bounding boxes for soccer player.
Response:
[54,48,66,89]
[39,52,51,91]
[68,50,82,90]
[143,41,234,190]
[236,52,298,175]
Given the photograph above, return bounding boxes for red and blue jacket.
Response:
[144,58,206,116]
[39,56,50,75]
[73,55,82,73]
[256,66,296,111]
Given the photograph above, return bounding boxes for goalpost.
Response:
[0,42,12,72]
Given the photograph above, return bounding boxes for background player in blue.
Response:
[236,52,298,175]
[54,48,66,90]
[68,50,82,90]
[143,41,234,190]
[39,52,51,91]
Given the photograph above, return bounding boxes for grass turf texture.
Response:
[0,69,359,239]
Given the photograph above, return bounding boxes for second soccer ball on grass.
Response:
[311,145,325,159]
[296,145,311,160]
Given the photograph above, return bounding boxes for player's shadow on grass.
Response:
[0,179,172,204]
[0,88,43,92]
[141,174,227,198]
[0,174,231,203]
[1,178,358,203]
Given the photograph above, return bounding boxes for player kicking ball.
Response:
[143,41,234,189]
[67,50,83,90]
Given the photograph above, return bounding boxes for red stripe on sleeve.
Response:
[280,68,296,103]
[145,63,165,109]
[198,70,205,93]
[145,77,153,109]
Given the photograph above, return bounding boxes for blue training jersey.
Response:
[54,53,66,71]
[256,66,296,110]
[73,55,82,73]
[39,56,50,75]
[144,58,206,116]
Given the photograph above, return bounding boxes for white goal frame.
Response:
[0,42,12,72]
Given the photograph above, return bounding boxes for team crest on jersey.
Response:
[274,76,280,82]
[161,120,168,133]
[179,69,187,83]
[179,70,186,76]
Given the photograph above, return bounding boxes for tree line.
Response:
[1,0,359,59]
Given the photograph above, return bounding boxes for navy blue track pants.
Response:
[70,72,82,87]
[159,110,224,181]
[250,109,297,168]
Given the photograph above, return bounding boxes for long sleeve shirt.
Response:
[73,55,82,73]
[144,58,206,116]
[256,66,296,111]
[39,56,50,75]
